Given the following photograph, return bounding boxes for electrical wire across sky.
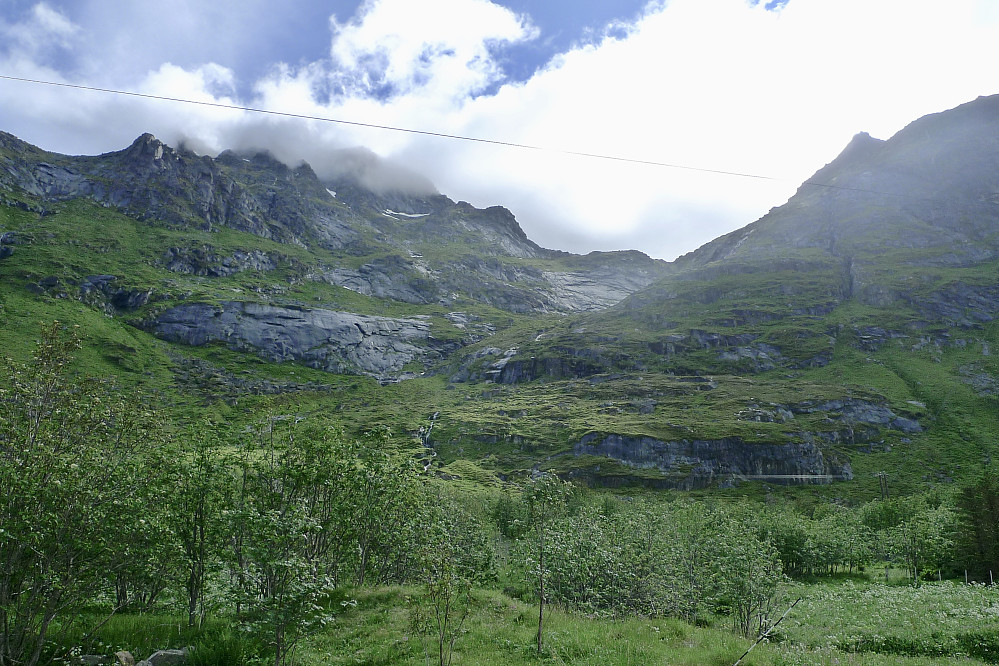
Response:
[0,73,781,180]
[0,73,946,203]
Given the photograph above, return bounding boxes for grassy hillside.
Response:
[4,97,999,503]
[4,190,998,502]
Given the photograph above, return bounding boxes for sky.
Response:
[1,0,998,260]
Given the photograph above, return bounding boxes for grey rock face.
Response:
[316,251,666,314]
[0,232,14,259]
[791,398,923,433]
[314,256,664,313]
[542,268,660,311]
[915,282,999,326]
[150,301,437,380]
[162,246,278,277]
[574,432,852,489]
[457,204,541,259]
[170,354,335,400]
[960,364,999,397]
[717,344,782,371]
[315,255,432,305]
[1,132,668,316]
[485,349,613,384]
[110,289,153,310]
[77,275,153,312]
[0,133,359,249]
[737,404,794,423]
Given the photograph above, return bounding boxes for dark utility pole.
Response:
[876,472,889,500]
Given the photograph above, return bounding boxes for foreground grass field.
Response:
[297,581,999,666]
[75,577,996,665]
[782,577,999,663]
[50,564,999,666]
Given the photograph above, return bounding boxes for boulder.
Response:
[115,651,135,666]
[80,274,117,293]
[110,288,152,310]
[74,656,108,666]
[141,648,188,666]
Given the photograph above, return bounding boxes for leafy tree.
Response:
[521,472,572,655]
[545,505,621,613]
[173,418,232,627]
[107,451,179,612]
[230,415,342,666]
[826,508,875,575]
[759,505,809,576]
[351,450,423,586]
[891,502,957,584]
[664,502,717,624]
[490,489,527,539]
[861,497,911,574]
[416,491,493,666]
[956,469,999,580]
[295,419,360,588]
[0,323,149,666]
[709,515,784,637]
[762,503,874,578]
[860,495,957,583]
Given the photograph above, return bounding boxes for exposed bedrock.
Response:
[149,301,443,380]
[573,433,853,489]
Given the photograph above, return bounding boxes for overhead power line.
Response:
[0,73,964,204]
[1,73,779,180]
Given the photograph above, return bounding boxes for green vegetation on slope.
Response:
[5,325,999,666]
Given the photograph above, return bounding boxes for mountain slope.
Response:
[443,95,999,495]
[2,96,998,499]
[0,132,666,382]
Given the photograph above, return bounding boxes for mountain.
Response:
[0,130,666,382]
[2,96,998,500]
[440,95,999,494]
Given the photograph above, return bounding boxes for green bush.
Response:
[957,631,999,664]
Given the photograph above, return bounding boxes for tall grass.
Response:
[298,585,997,665]
[50,612,250,666]
[781,578,999,662]
[43,581,999,665]
[49,612,200,663]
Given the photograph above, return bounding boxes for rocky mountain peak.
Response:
[247,149,290,172]
[477,205,530,240]
[800,131,884,190]
[0,130,36,154]
[671,93,999,272]
[123,133,174,164]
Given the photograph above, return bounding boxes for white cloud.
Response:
[0,2,78,72]
[0,3,78,54]
[141,63,237,103]
[65,0,282,85]
[402,0,999,257]
[2,0,999,259]
[328,0,537,99]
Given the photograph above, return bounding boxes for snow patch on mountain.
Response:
[385,209,428,218]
